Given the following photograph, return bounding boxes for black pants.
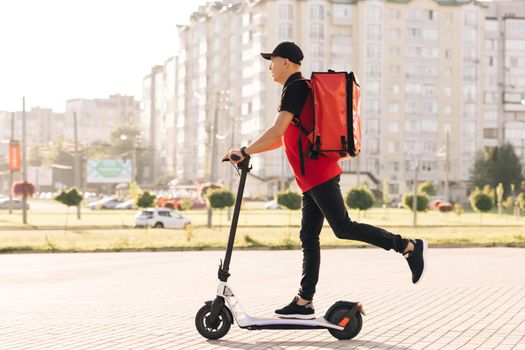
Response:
[298,175,408,301]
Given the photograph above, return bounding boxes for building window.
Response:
[390,84,400,94]
[389,122,399,133]
[310,4,324,21]
[484,92,496,104]
[444,12,453,22]
[389,103,399,113]
[391,28,401,39]
[390,65,400,76]
[366,63,381,78]
[445,49,453,60]
[278,23,293,40]
[310,43,324,58]
[366,6,382,21]
[278,4,293,20]
[310,24,324,40]
[390,47,400,57]
[464,11,478,26]
[484,111,497,121]
[484,128,498,139]
[444,86,452,96]
[367,25,381,40]
[367,44,381,59]
[390,9,401,20]
[366,81,380,94]
[332,4,352,24]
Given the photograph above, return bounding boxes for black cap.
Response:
[261,41,304,65]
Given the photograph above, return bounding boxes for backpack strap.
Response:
[292,78,312,177]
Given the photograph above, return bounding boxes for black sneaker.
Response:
[275,296,315,319]
[404,239,428,284]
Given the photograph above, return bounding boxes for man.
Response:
[222,41,427,320]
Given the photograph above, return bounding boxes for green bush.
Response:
[207,189,235,209]
[54,188,83,207]
[276,190,301,210]
[469,188,493,213]
[345,186,375,211]
[402,193,429,212]
[137,191,156,209]
[418,181,436,197]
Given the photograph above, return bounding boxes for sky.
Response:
[0,0,209,112]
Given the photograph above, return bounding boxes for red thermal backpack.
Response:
[292,70,362,175]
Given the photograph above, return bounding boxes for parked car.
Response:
[0,198,29,210]
[134,208,192,229]
[264,200,282,210]
[89,197,123,210]
[116,199,134,210]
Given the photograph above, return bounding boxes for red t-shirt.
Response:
[282,124,342,193]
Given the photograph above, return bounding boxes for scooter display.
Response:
[195,155,365,340]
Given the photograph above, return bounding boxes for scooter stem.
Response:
[218,156,251,282]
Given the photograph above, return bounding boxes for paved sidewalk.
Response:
[1,248,524,349]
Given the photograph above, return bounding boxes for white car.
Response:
[134,208,192,229]
[89,197,122,210]
[264,200,282,210]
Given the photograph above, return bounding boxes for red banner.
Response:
[9,140,21,172]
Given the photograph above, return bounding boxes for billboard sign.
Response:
[87,159,132,183]
[9,140,21,172]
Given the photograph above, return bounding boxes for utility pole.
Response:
[412,158,419,227]
[22,97,28,224]
[445,129,450,202]
[74,112,81,220]
[9,112,14,214]
[356,157,361,187]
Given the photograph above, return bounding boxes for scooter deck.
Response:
[238,316,344,331]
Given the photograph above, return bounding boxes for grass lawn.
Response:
[0,206,523,252]
[0,225,523,253]
[1,207,524,229]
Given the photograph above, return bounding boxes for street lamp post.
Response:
[22,97,28,225]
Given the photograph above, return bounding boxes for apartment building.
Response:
[485,1,525,162]
[166,0,495,200]
[141,58,179,185]
[0,108,65,148]
[65,94,140,144]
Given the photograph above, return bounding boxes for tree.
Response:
[137,191,156,209]
[469,187,494,225]
[12,180,36,199]
[208,189,235,228]
[277,190,302,239]
[54,188,83,232]
[402,193,429,212]
[418,181,436,197]
[11,180,35,224]
[345,186,375,220]
[472,144,524,197]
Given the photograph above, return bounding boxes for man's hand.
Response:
[221,149,244,165]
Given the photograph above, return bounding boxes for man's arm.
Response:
[244,110,294,155]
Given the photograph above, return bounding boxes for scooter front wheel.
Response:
[195,304,231,340]
[326,305,363,340]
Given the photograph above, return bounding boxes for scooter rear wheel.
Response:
[195,304,231,340]
[326,305,363,340]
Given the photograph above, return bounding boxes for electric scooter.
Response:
[195,155,365,340]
